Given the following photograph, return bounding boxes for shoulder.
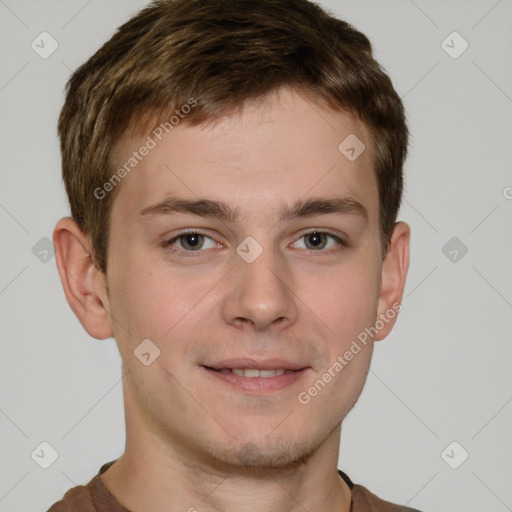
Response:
[46,478,97,512]
[46,460,126,512]
[352,483,423,512]
[47,460,118,512]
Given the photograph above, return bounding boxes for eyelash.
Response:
[162,229,346,256]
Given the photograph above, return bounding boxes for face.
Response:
[100,87,392,470]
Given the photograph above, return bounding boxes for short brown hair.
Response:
[58,0,408,273]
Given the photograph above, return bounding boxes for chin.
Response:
[202,432,318,473]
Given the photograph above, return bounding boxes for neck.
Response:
[102,450,351,512]
[100,380,352,512]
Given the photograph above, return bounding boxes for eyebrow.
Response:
[137,195,369,224]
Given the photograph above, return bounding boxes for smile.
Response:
[202,364,309,393]
[218,368,287,377]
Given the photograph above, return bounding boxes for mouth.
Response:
[201,359,310,393]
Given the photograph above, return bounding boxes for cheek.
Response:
[299,266,378,410]
[109,257,219,345]
[107,256,166,342]
[301,259,380,343]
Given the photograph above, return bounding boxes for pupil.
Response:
[308,232,325,249]
[184,234,202,249]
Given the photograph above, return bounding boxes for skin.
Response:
[53,86,410,512]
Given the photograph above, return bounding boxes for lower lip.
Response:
[202,366,310,394]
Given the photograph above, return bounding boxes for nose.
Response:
[220,243,299,332]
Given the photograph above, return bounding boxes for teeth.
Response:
[230,369,286,378]
[260,369,284,377]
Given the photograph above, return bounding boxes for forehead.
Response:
[109,88,379,228]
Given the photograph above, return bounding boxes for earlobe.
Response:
[53,217,114,340]
[374,221,410,342]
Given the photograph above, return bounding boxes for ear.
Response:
[53,217,114,340]
[374,221,410,342]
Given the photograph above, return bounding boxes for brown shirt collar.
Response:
[47,460,422,512]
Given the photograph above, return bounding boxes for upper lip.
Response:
[204,358,308,371]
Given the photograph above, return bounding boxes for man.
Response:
[49,0,418,510]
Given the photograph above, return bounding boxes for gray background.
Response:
[1,0,511,510]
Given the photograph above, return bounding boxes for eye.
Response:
[292,231,345,251]
[163,230,345,254]
[165,231,218,251]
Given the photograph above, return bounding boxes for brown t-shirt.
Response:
[47,460,422,512]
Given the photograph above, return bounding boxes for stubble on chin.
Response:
[204,437,317,474]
